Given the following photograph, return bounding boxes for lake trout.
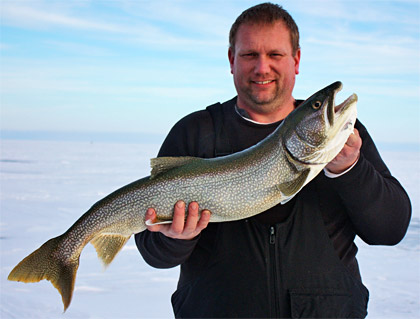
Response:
[8,81,357,311]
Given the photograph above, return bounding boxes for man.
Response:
[135,3,411,318]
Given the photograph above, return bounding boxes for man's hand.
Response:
[325,128,362,174]
[145,201,211,240]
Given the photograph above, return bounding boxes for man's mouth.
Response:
[253,80,275,85]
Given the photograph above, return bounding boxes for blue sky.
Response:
[1,0,419,145]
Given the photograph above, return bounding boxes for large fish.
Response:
[8,81,357,311]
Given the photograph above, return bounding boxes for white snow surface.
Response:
[1,140,419,318]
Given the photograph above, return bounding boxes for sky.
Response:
[0,0,419,146]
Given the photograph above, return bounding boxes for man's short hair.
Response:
[229,2,300,55]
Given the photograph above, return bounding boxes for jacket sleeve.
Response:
[329,120,411,245]
[135,110,215,268]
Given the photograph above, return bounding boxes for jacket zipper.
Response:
[269,226,280,317]
[270,226,276,244]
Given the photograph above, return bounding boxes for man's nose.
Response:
[254,56,271,75]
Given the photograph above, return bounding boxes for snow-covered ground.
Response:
[1,139,419,318]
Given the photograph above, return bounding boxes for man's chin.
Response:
[250,95,277,106]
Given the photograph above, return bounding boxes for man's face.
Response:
[228,21,301,115]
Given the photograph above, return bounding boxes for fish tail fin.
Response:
[7,236,79,311]
[91,233,131,267]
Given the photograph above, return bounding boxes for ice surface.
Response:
[1,140,419,318]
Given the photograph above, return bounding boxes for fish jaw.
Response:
[323,92,358,161]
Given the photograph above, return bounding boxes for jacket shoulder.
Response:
[158,99,235,158]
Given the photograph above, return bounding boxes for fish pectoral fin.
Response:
[276,169,310,197]
[150,156,200,178]
[90,233,131,267]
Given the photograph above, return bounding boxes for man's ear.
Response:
[294,48,301,75]
[228,47,235,75]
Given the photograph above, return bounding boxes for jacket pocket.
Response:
[290,288,364,318]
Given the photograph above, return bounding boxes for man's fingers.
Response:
[145,201,211,239]
[171,201,186,235]
[196,210,211,231]
[184,202,200,234]
[345,128,360,147]
[145,208,161,232]
[325,128,362,174]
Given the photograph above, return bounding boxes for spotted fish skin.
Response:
[8,81,357,311]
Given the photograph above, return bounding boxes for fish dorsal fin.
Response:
[150,156,199,178]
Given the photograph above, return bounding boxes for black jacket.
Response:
[136,97,411,318]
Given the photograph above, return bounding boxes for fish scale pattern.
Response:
[8,81,358,312]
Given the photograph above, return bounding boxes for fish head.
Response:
[283,81,358,165]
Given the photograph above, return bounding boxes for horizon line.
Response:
[1,130,419,152]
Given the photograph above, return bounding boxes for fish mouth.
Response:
[328,83,358,127]
[334,93,358,115]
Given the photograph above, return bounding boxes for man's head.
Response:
[228,3,301,122]
[229,3,300,56]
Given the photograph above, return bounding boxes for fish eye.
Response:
[312,101,322,109]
